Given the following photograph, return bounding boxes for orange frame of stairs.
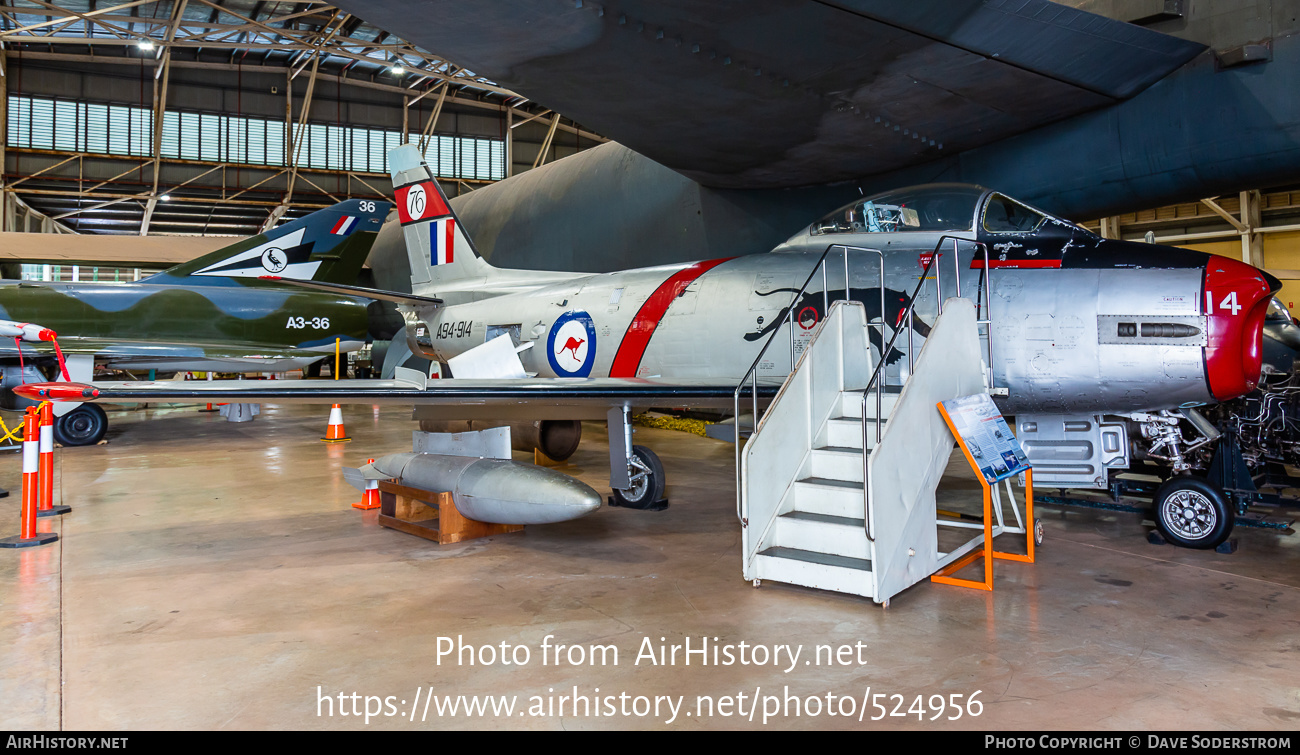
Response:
[930,401,1036,592]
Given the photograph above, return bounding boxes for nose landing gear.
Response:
[606,405,668,511]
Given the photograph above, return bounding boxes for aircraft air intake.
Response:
[1203,257,1280,401]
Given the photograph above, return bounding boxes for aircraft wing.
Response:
[333,0,1205,189]
[20,376,781,420]
[0,338,333,363]
[257,276,444,307]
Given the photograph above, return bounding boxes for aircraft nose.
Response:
[1203,256,1279,400]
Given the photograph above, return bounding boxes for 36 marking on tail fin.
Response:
[432,218,455,266]
[396,180,450,225]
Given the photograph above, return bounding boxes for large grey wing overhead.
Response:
[330,0,1204,189]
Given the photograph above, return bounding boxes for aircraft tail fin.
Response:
[387,144,496,291]
[146,198,391,285]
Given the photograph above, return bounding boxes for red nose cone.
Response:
[1204,257,1279,401]
[13,382,99,401]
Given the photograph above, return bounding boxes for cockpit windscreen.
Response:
[983,194,1047,233]
[810,185,984,235]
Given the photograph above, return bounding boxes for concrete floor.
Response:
[2,402,1299,730]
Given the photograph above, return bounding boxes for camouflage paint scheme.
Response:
[0,198,389,378]
[0,283,371,372]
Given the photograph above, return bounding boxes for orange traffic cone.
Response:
[0,407,58,548]
[36,403,69,517]
[353,460,380,510]
[321,404,351,443]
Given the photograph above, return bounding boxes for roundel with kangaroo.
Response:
[547,311,597,377]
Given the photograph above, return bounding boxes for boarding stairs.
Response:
[735,242,991,605]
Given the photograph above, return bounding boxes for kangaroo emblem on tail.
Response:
[557,336,586,360]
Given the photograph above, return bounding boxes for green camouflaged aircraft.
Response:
[0,198,391,445]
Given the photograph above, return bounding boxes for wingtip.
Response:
[14,382,98,401]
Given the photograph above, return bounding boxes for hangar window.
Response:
[811,185,983,235]
[6,94,507,181]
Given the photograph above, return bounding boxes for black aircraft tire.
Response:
[611,445,665,509]
[1152,476,1234,550]
[54,404,108,447]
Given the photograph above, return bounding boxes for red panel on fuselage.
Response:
[1203,256,1277,400]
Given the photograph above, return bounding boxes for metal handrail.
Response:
[860,236,990,542]
[733,244,884,524]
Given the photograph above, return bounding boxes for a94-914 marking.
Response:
[435,320,473,339]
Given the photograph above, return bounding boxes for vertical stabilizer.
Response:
[146,199,390,286]
[388,144,496,291]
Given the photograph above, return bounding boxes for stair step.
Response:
[753,547,875,597]
[792,477,865,519]
[771,510,871,559]
[810,446,865,483]
[782,511,863,527]
[825,416,886,449]
[839,390,899,420]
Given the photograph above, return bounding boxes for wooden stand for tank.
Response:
[376,480,523,544]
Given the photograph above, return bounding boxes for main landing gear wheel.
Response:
[610,445,665,509]
[1152,476,1234,550]
[54,404,108,447]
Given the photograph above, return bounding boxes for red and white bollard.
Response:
[353,460,380,510]
[0,407,58,548]
[37,402,70,517]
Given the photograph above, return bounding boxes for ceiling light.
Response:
[159,194,172,202]
[138,39,155,51]
[391,65,406,75]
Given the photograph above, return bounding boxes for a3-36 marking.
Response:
[285,316,331,329]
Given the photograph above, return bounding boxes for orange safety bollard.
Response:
[0,407,58,548]
[36,403,69,517]
[320,404,351,443]
[353,460,380,510]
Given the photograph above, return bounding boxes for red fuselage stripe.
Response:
[610,258,735,378]
[969,259,1063,269]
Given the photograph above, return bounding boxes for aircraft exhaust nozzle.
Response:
[362,452,601,525]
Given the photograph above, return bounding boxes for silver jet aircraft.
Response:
[23,146,1278,547]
